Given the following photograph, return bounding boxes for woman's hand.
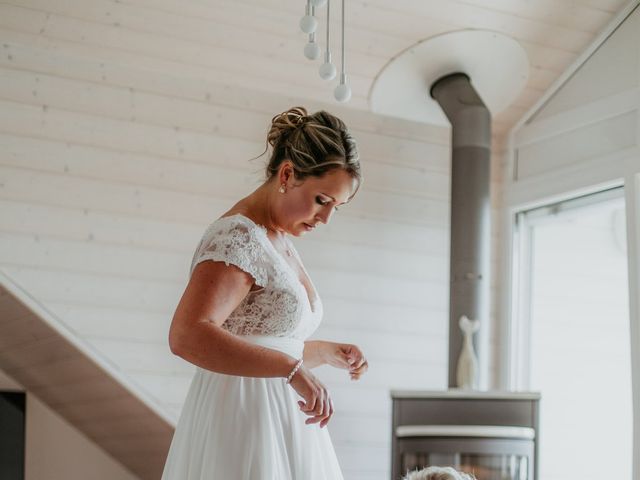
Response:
[288,365,334,428]
[322,342,369,381]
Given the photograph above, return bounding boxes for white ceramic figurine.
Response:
[455,315,480,389]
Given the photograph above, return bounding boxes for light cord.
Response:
[325,0,331,59]
[340,0,345,76]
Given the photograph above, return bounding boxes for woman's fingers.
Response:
[306,392,332,426]
[289,364,334,426]
[313,395,331,427]
[292,369,319,414]
[349,358,365,371]
[319,396,334,428]
[343,345,367,369]
[349,358,368,373]
[349,358,369,380]
[300,394,317,413]
[304,386,332,426]
[305,386,326,424]
[314,389,325,416]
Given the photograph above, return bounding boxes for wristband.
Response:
[286,358,303,384]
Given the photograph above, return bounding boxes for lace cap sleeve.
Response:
[190,216,269,288]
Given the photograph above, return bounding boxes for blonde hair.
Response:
[403,466,476,480]
[264,106,361,195]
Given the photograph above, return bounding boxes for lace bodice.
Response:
[189,214,323,340]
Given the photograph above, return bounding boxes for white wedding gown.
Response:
[161,214,344,480]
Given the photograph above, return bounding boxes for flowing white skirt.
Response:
[161,336,344,480]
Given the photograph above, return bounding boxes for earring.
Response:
[279,184,286,194]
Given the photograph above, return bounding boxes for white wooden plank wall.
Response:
[0,2,506,479]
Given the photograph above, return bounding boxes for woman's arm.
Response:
[303,340,328,368]
[304,340,369,380]
[169,260,297,377]
[169,260,335,426]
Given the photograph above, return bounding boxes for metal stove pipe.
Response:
[430,73,491,389]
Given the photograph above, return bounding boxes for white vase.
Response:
[456,315,480,389]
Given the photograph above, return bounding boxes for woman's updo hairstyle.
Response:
[265,106,361,193]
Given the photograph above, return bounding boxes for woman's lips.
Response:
[303,223,316,231]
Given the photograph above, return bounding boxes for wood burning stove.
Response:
[391,390,540,480]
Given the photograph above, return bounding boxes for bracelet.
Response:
[286,358,303,384]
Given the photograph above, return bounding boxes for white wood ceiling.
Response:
[2,0,631,139]
[232,0,629,138]
[105,0,630,137]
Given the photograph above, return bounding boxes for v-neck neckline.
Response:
[223,213,320,314]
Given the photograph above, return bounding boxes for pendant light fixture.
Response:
[299,0,350,102]
[333,0,351,102]
[299,0,317,34]
[302,1,320,60]
[304,31,321,60]
[318,0,336,80]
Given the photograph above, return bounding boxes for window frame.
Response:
[508,186,626,390]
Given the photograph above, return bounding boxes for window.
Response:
[511,188,632,480]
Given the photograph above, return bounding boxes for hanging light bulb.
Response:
[334,73,351,102]
[304,32,321,60]
[300,0,318,34]
[319,54,336,80]
[333,0,351,102]
[318,0,336,80]
[310,0,327,7]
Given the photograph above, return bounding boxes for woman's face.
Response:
[277,166,357,236]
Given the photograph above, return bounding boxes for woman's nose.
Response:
[317,208,333,224]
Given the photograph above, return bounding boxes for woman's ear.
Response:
[279,161,294,186]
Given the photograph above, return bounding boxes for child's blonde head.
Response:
[403,466,476,480]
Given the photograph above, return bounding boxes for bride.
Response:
[161,107,368,479]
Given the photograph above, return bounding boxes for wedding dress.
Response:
[161,214,344,480]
